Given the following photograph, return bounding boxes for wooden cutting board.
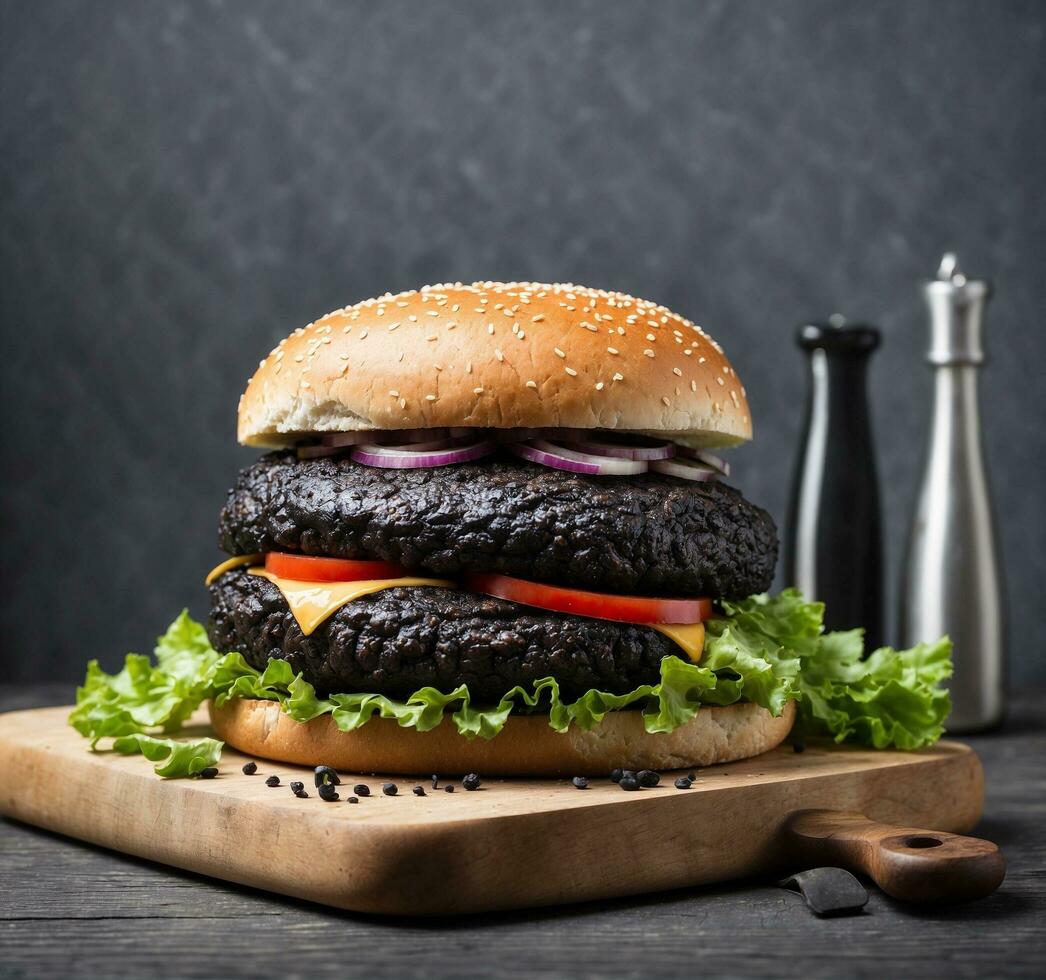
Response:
[0,705,1001,915]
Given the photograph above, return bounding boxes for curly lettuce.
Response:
[70,592,952,776]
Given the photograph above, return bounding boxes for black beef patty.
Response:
[218,451,777,598]
[207,568,680,700]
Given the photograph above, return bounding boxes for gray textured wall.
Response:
[2,0,1044,684]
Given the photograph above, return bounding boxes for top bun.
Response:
[238,282,751,448]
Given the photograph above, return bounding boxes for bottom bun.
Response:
[209,698,796,776]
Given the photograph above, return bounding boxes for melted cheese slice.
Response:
[204,554,263,585]
[206,556,706,662]
[651,622,706,663]
[248,568,453,636]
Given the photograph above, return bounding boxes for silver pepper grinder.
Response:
[899,254,1005,732]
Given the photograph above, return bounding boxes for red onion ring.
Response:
[649,457,719,482]
[350,439,497,469]
[567,435,676,461]
[679,447,731,476]
[509,440,648,476]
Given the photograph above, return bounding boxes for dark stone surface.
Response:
[1,684,1044,978]
[218,452,778,597]
[2,1,1044,683]
[207,569,680,700]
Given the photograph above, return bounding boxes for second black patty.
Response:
[207,568,682,700]
[218,452,777,598]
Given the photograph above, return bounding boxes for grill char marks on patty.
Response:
[207,569,680,700]
[218,452,777,599]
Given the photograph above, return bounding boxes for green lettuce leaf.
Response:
[70,591,953,776]
[112,733,224,777]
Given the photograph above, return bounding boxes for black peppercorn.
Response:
[462,773,482,791]
[688,772,697,780]
[572,776,589,790]
[619,775,640,791]
[445,785,455,793]
[318,783,340,802]
[197,767,218,780]
[346,796,359,804]
[621,770,637,784]
[382,782,398,796]
[431,774,439,790]
[353,783,370,797]
[610,768,623,783]
[413,786,426,796]
[674,776,693,789]
[265,775,280,787]
[637,770,660,788]
[290,780,308,798]
[314,765,341,787]
[793,739,806,754]
[241,762,258,775]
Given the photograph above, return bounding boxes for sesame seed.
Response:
[691,380,698,391]
[389,389,398,397]
[595,381,604,390]
[388,322,400,331]
[613,372,624,382]
[487,324,495,334]
[607,347,619,355]
[699,356,707,363]
[532,314,545,322]
[399,398,407,409]
[294,354,304,362]
[427,310,439,317]
[716,377,725,386]
[447,321,458,330]
[426,394,437,402]
[582,322,597,332]
[684,349,692,356]
[646,333,656,342]
[565,367,578,377]
[526,380,538,389]
[673,367,682,376]
[474,386,484,394]
[662,396,670,406]
[495,349,505,362]
[554,347,566,358]
[376,309,385,316]
[466,361,473,373]
[342,325,351,334]
[302,381,311,389]
[408,315,418,322]
[426,334,438,342]
[360,329,369,339]
[644,349,655,358]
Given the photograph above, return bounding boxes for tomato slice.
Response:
[465,573,713,625]
[265,552,409,582]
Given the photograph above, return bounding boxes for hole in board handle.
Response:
[903,835,944,849]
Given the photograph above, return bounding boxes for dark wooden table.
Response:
[1,685,1043,979]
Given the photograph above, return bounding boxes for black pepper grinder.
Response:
[785,316,884,650]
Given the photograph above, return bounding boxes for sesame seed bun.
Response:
[208,698,794,777]
[238,282,751,449]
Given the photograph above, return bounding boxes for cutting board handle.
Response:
[782,809,1005,903]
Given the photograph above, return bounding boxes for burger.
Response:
[72,282,953,778]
